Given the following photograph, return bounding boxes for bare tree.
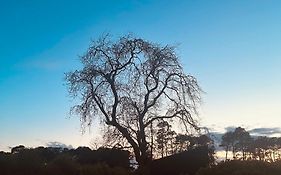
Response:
[65,34,202,167]
[220,131,234,161]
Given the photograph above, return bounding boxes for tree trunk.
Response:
[225,146,228,161]
[232,146,236,159]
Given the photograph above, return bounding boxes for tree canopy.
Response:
[65,34,202,166]
[220,127,281,162]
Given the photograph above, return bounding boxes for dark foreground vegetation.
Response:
[0,145,213,175]
[2,145,281,175]
[197,160,281,175]
[0,146,130,175]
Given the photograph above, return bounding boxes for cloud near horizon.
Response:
[248,127,281,136]
[46,141,73,149]
[209,126,281,152]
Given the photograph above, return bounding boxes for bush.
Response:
[80,163,131,175]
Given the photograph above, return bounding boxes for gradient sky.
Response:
[1,0,281,151]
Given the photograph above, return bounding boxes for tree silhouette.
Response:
[11,145,25,154]
[233,127,251,160]
[155,120,176,158]
[175,134,190,152]
[220,131,234,160]
[220,127,251,160]
[220,127,281,162]
[65,34,202,166]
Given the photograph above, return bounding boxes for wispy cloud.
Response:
[248,127,281,136]
[46,141,73,149]
[224,126,236,132]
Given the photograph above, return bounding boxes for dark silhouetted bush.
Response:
[150,146,214,175]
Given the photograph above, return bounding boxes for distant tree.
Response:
[175,134,190,152]
[220,127,251,160]
[220,131,234,160]
[254,136,269,161]
[65,34,202,167]
[219,127,281,162]
[196,135,214,147]
[173,133,214,157]
[251,136,281,162]
[155,120,175,158]
[233,127,251,160]
[11,145,25,154]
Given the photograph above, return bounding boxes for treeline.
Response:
[196,126,281,175]
[220,127,281,162]
[152,120,215,159]
[0,143,214,175]
[0,145,131,175]
[0,122,216,175]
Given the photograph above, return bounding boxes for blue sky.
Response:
[0,0,281,151]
